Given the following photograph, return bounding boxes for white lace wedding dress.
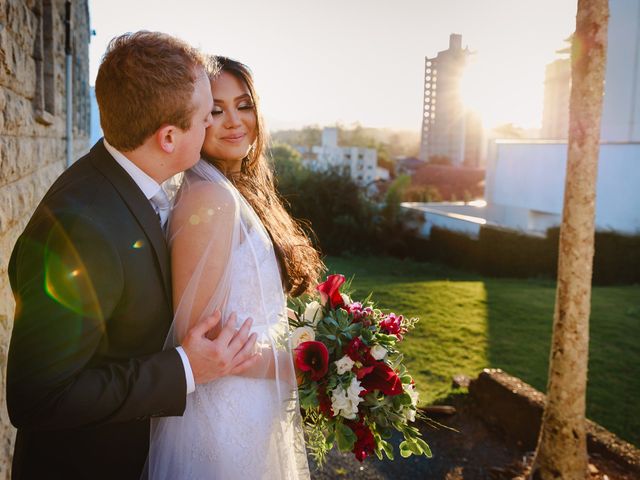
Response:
[146,161,310,479]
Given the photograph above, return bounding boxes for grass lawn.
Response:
[324,255,640,447]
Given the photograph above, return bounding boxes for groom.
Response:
[6,32,258,479]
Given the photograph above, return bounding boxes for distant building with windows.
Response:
[296,127,383,186]
[419,34,484,167]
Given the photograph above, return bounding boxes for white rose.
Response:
[330,388,356,419]
[346,377,365,405]
[303,300,322,325]
[290,326,315,349]
[335,355,355,375]
[370,344,387,360]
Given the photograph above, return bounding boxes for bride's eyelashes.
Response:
[211,103,255,116]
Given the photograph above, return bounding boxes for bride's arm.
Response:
[238,307,299,381]
[169,181,238,342]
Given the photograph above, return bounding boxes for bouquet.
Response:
[290,274,432,465]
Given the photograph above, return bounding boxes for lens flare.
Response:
[43,221,104,323]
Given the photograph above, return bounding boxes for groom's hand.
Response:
[182,310,260,384]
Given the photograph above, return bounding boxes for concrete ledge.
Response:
[468,368,640,474]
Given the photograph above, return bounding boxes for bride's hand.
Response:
[181,310,260,384]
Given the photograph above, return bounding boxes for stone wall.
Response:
[0,0,91,476]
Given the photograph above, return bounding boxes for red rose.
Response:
[349,421,376,462]
[317,274,345,309]
[294,341,329,381]
[360,361,403,396]
[345,337,369,362]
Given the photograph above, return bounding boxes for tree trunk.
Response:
[531,1,608,479]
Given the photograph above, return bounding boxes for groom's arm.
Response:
[6,212,187,431]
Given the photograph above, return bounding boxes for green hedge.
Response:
[415,226,640,285]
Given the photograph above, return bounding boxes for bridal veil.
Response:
[145,160,309,479]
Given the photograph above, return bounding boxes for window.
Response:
[34,0,55,125]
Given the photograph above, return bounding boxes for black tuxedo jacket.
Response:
[6,141,186,479]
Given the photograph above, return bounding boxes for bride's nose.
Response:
[224,109,242,129]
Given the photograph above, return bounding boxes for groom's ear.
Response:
[156,125,177,154]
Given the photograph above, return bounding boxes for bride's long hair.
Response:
[202,56,324,297]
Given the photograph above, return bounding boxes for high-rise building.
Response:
[419,34,482,167]
[541,56,571,139]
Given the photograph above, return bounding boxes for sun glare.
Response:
[460,54,544,130]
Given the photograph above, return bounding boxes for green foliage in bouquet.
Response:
[289,274,431,466]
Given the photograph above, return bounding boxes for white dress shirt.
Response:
[103,140,196,395]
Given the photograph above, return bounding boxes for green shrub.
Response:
[418,225,639,285]
[272,145,421,256]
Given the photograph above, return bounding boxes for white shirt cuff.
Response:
[175,346,196,395]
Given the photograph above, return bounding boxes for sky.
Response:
[88,0,578,131]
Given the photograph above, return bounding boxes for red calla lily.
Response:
[317,274,346,309]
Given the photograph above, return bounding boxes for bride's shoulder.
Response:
[176,172,237,211]
[170,175,238,236]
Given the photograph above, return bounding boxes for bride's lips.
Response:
[221,133,246,143]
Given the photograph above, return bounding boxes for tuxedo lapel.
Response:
[89,141,172,305]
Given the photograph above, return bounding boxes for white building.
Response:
[405,0,640,238]
[419,34,484,167]
[300,128,381,186]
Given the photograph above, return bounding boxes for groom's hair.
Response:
[95,31,211,151]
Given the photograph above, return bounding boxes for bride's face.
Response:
[201,71,257,171]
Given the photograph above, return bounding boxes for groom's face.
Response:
[173,70,214,173]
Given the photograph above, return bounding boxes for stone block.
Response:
[0,29,36,98]
[1,89,39,136]
[0,226,20,275]
[0,136,20,184]
[468,368,640,475]
[5,0,37,51]
[0,163,62,233]
[1,136,68,187]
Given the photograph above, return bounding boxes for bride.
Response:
[146,57,324,479]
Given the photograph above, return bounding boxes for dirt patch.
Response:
[309,370,639,479]
[310,394,527,480]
